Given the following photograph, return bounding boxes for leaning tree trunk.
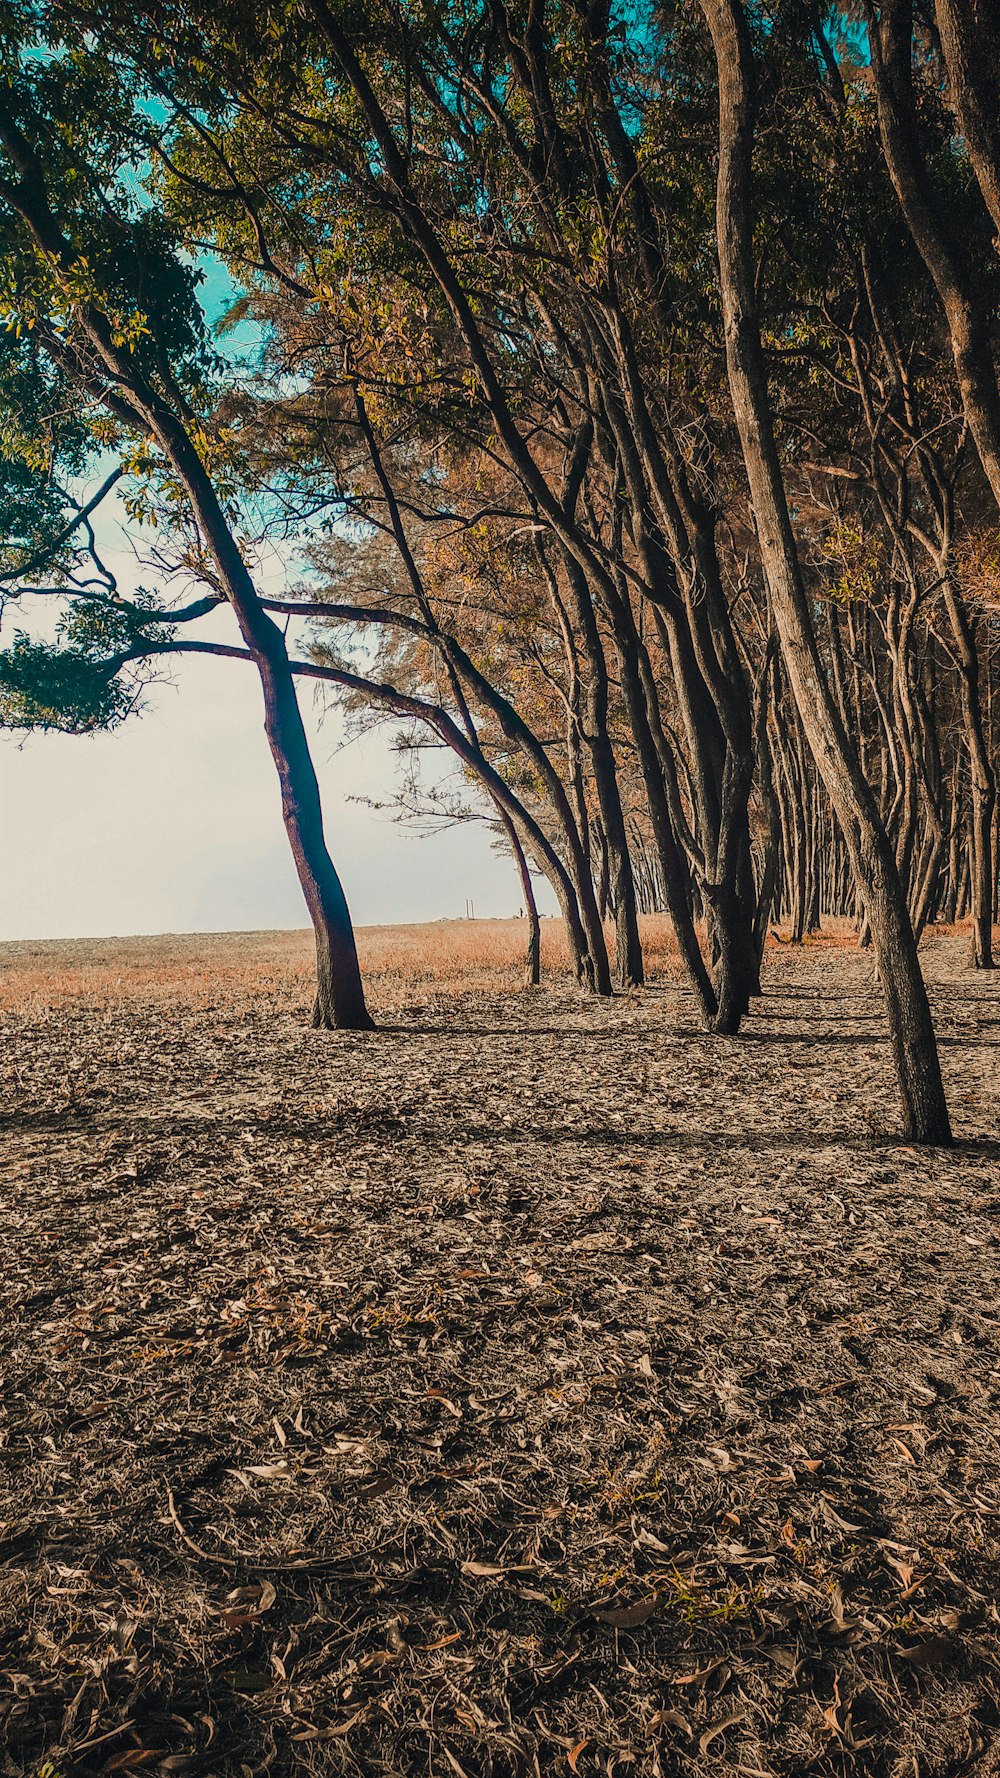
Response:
[160,451,373,1031]
[253,650,372,1030]
[0,96,374,1033]
[868,0,1000,511]
[699,0,951,1144]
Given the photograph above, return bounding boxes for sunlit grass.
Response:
[0,911,972,1014]
[0,915,684,1012]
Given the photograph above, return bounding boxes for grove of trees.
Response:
[3,0,1000,1145]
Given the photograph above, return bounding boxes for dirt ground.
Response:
[2,926,1000,1778]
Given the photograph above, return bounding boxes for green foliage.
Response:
[0,594,168,732]
[0,320,102,582]
[0,632,131,731]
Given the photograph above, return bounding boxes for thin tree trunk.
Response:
[751,642,780,976]
[942,579,995,965]
[867,0,1000,509]
[504,812,542,987]
[699,0,951,1143]
[558,549,644,987]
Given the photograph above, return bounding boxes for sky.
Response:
[0,503,556,942]
[0,644,552,941]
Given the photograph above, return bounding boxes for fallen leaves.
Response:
[164,1489,234,1567]
[219,1579,277,1629]
[290,1706,369,1742]
[896,1633,958,1668]
[648,1707,691,1737]
[3,935,1000,1778]
[590,1596,658,1629]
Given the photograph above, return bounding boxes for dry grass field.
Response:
[3,921,1000,1777]
[0,916,691,1016]
[0,914,873,1020]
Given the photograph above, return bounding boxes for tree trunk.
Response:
[868,0,1000,509]
[506,813,542,987]
[699,0,951,1143]
[560,552,645,986]
[933,0,1000,237]
[942,578,995,966]
[751,643,780,977]
[165,487,373,1031]
[604,597,718,1022]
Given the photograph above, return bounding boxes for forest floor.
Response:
[2,923,1000,1778]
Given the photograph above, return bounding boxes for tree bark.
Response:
[867,0,1000,509]
[503,810,542,986]
[699,0,952,1143]
[561,555,645,987]
[933,0,1000,237]
[942,579,996,964]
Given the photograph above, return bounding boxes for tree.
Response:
[697,0,951,1143]
[0,38,371,1028]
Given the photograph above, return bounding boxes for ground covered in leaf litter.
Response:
[2,933,1000,1778]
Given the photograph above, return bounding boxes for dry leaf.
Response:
[820,1497,864,1533]
[822,1703,843,1737]
[648,1708,691,1736]
[635,1528,672,1552]
[462,1560,534,1578]
[821,1678,844,1738]
[674,1656,726,1687]
[290,1706,368,1743]
[591,1596,657,1628]
[886,1557,914,1590]
[426,1389,463,1418]
[698,1713,744,1755]
[360,1475,397,1500]
[567,1740,589,1772]
[897,1635,955,1667]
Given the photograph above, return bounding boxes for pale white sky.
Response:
[0,503,555,941]
[0,648,552,940]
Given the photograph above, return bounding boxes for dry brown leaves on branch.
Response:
[1,930,1000,1776]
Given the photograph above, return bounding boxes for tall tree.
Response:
[698,0,951,1143]
[0,44,372,1028]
